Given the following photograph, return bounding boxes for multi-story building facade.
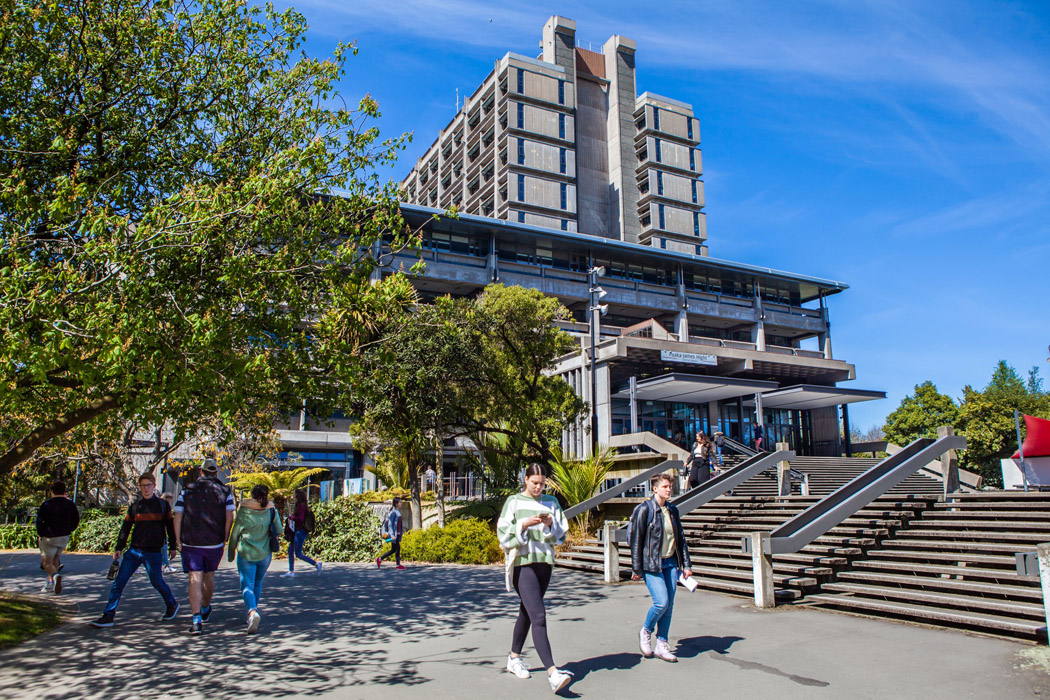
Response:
[400,16,707,256]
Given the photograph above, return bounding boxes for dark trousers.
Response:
[511,563,554,669]
[379,539,401,565]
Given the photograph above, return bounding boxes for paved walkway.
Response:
[0,551,1046,699]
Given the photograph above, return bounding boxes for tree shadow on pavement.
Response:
[0,554,612,699]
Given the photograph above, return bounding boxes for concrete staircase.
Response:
[805,491,1050,641]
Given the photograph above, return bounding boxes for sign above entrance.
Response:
[660,350,717,366]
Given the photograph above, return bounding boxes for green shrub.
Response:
[401,517,502,565]
[0,525,37,550]
[69,514,123,553]
[349,488,435,503]
[302,497,383,562]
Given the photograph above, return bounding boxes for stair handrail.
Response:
[563,459,682,521]
[670,450,795,516]
[607,431,690,461]
[852,440,982,490]
[721,436,756,457]
[745,433,967,557]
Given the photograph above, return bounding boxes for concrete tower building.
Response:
[400,16,707,256]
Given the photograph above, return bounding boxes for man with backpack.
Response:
[36,480,80,595]
[376,496,404,570]
[173,458,235,635]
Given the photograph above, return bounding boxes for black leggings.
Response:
[511,563,554,669]
[379,540,400,565]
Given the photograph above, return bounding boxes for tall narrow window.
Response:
[656,171,664,196]
[660,238,667,249]
[687,118,694,140]
[517,139,525,165]
[560,182,567,210]
[561,219,568,231]
[518,211,526,223]
[559,113,566,139]
[517,69,524,94]
[658,204,665,230]
[559,148,566,174]
[693,212,700,236]
[689,148,695,171]
[655,139,662,162]
[517,103,524,129]
[558,80,565,105]
[653,106,660,131]
[517,175,525,202]
[691,180,697,203]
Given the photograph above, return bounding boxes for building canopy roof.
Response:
[612,373,779,403]
[752,385,886,410]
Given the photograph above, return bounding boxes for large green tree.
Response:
[882,381,959,446]
[0,0,417,475]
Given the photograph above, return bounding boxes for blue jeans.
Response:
[237,555,271,612]
[643,557,679,641]
[288,528,316,571]
[104,548,176,615]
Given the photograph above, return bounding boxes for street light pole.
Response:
[587,266,607,455]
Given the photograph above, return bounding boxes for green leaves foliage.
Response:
[548,446,616,534]
[301,498,383,563]
[882,381,959,446]
[400,518,502,565]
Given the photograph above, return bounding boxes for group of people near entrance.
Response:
[498,466,691,695]
[34,458,329,636]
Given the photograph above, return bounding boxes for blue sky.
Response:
[282,1,1049,431]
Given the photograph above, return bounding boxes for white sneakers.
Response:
[653,639,678,662]
[41,581,54,593]
[247,610,261,634]
[280,571,295,578]
[548,668,573,694]
[506,654,530,679]
[639,627,653,658]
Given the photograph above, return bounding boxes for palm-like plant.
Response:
[547,445,616,535]
[227,467,328,510]
[366,451,412,490]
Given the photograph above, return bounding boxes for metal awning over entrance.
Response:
[755,385,886,410]
[613,373,779,403]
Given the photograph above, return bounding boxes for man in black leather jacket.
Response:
[628,473,693,662]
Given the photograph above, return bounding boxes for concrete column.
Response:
[596,362,612,449]
[751,531,776,608]
[1038,543,1050,643]
[753,284,766,352]
[938,425,960,495]
[754,392,765,434]
[707,401,720,436]
[603,34,639,244]
[842,403,852,457]
[676,281,689,340]
[604,521,622,583]
[629,375,639,434]
[776,442,792,497]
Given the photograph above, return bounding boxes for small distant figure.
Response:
[424,465,436,492]
[685,433,711,489]
[713,431,725,469]
[36,480,80,595]
[228,484,281,634]
[377,497,405,570]
[754,424,765,452]
[174,458,235,635]
[282,488,322,578]
[89,472,178,628]
[672,431,684,449]
[160,492,176,573]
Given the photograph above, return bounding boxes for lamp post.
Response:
[587,266,608,454]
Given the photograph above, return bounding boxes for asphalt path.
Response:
[0,551,1046,699]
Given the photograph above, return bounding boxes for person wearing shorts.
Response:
[89,473,179,628]
[174,458,234,635]
[36,481,80,594]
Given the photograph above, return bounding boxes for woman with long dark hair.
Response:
[497,464,573,694]
[281,488,321,577]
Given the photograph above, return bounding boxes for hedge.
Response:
[400,517,502,565]
[302,497,383,562]
[0,509,124,553]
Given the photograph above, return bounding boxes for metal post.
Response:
[589,300,598,452]
[73,460,81,505]
[776,441,791,497]
[629,376,639,435]
[751,531,776,608]
[1038,543,1050,643]
[1016,410,1029,492]
[938,425,960,495]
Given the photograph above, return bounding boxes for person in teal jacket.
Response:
[228,484,281,634]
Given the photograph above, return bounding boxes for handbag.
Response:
[284,517,295,542]
[268,509,281,553]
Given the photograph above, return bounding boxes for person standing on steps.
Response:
[36,480,80,595]
[497,464,574,695]
[376,496,404,570]
[89,473,179,628]
[685,433,711,489]
[228,484,281,634]
[282,488,322,577]
[174,458,235,635]
[713,430,725,469]
[629,473,693,663]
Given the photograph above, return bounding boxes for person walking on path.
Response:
[376,497,404,570]
[36,480,80,595]
[629,473,693,662]
[685,433,711,489]
[228,484,280,634]
[282,488,322,578]
[497,464,573,695]
[89,473,179,628]
[173,458,234,635]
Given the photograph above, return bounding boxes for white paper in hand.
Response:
[677,572,699,592]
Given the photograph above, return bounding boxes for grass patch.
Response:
[0,594,66,648]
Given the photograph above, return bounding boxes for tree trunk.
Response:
[436,423,446,527]
[0,394,123,476]
[409,462,422,530]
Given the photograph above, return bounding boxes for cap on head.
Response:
[201,458,219,474]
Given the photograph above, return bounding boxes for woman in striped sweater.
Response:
[497,464,573,694]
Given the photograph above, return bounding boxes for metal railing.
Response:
[564,459,681,521]
[670,450,795,515]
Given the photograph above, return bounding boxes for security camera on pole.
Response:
[588,266,608,454]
